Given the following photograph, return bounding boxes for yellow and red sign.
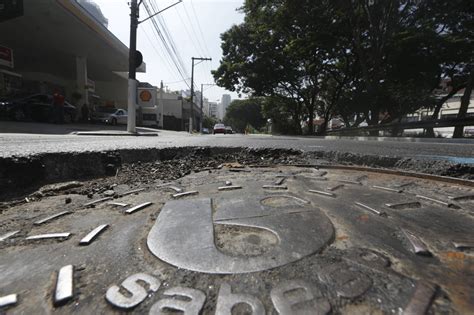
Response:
[140,90,152,102]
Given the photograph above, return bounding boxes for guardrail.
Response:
[326,117,474,135]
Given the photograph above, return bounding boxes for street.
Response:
[1,122,473,164]
[0,122,473,314]
[2,0,473,313]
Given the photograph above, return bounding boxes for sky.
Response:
[93,0,245,103]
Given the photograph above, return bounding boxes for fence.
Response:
[326,117,474,136]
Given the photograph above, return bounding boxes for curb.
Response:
[73,131,158,137]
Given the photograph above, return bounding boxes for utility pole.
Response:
[200,84,203,133]
[200,83,215,133]
[190,57,211,132]
[159,80,164,128]
[127,0,139,133]
[126,0,182,134]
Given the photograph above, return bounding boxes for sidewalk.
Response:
[0,121,159,136]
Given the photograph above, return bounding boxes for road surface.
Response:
[1,124,473,164]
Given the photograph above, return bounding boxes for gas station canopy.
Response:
[0,0,145,82]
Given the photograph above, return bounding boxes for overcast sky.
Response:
[93,0,244,103]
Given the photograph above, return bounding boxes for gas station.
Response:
[0,0,146,111]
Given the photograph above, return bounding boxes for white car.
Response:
[92,108,127,125]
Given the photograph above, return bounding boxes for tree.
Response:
[213,0,344,135]
[417,0,474,136]
[214,0,473,136]
[202,116,218,129]
[223,98,265,133]
[261,96,302,134]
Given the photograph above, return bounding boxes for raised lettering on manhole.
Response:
[271,280,331,315]
[106,273,160,309]
[149,287,206,315]
[147,197,334,274]
[215,283,265,315]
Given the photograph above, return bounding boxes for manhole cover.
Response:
[0,166,472,314]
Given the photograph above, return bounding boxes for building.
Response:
[208,101,218,118]
[219,94,231,119]
[0,0,145,111]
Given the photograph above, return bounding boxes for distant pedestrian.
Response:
[81,103,89,122]
[53,89,65,123]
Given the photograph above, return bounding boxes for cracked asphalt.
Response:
[0,122,473,164]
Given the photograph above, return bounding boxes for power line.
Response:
[150,0,189,74]
[140,25,178,81]
[143,0,191,89]
[182,1,207,57]
[189,0,211,57]
[173,6,206,58]
[165,78,191,85]
[188,0,214,78]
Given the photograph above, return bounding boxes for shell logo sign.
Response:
[140,90,152,102]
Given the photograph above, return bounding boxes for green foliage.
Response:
[223,98,265,133]
[213,0,473,135]
[261,96,302,134]
[203,116,219,129]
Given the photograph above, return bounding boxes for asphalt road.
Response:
[0,122,473,163]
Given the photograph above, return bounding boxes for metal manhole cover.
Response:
[0,166,473,314]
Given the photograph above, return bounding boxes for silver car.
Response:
[92,108,128,125]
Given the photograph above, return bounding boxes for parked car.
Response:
[202,127,210,134]
[0,94,77,122]
[91,107,127,125]
[213,123,226,134]
[225,126,233,134]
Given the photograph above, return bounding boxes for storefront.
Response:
[0,0,145,109]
